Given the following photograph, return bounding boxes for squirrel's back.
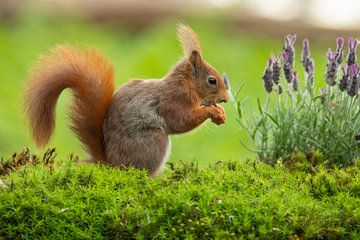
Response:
[23,45,115,161]
[104,79,166,139]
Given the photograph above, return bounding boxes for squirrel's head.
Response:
[175,24,229,106]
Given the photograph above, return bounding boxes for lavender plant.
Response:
[238,36,360,167]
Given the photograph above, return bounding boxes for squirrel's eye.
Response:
[208,77,217,85]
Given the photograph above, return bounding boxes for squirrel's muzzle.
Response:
[216,94,228,104]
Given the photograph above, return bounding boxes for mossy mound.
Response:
[1,150,360,239]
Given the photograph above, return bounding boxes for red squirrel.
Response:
[23,24,228,176]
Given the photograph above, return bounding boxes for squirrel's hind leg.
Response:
[153,138,171,176]
[105,128,170,176]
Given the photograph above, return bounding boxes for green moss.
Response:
[1,150,360,239]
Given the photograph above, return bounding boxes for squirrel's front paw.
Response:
[209,105,226,125]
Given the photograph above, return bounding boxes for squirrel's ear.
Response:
[190,50,201,67]
[189,50,201,78]
[177,24,202,59]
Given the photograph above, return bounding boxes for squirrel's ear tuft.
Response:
[177,23,202,59]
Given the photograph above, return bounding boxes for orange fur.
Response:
[23,45,115,161]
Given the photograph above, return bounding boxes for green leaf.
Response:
[237,102,242,118]
[264,112,279,127]
[257,97,263,115]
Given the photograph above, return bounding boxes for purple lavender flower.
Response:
[292,71,298,91]
[262,58,273,93]
[301,39,310,68]
[325,48,339,86]
[306,59,315,86]
[283,34,296,67]
[282,34,296,84]
[347,64,359,97]
[335,37,344,64]
[347,37,358,66]
[301,38,315,86]
[282,52,292,83]
[349,64,358,77]
[272,53,281,85]
[339,65,349,92]
[278,84,283,94]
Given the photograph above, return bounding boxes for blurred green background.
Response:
[0,1,357,164]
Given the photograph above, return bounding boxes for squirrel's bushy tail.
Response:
[23,45,115,161]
